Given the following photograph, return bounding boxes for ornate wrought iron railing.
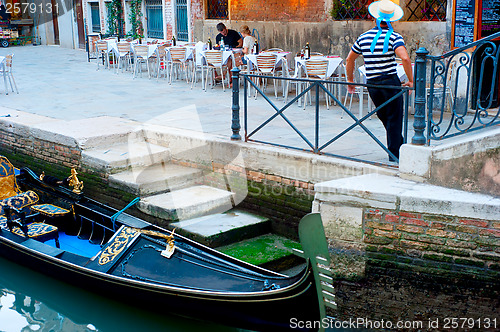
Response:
[412,32,500,145]
[230,68,411,165]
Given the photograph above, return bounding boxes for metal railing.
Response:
[230,68,411,165]
[412,32,500,145]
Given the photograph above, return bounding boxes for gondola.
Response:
[0,156,334,331]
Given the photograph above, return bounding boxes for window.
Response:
[330,0,447,21]
[176,0,188,41]
[207,0,228,19]
[407,0,447,21]
[330,0,372,20]
[145,0,163,38]
[90,3,101,33]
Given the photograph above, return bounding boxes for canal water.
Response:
[0,256,248,332]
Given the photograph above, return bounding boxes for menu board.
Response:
[481,0,500,38]
[452,0,476,48]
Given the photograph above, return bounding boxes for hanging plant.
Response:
[127,0,144,39]
[106,0,123,37]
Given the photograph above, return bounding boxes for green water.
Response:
[0,256,246,332]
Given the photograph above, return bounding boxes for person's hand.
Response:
[347,82,356,94]
[403,81,413,94]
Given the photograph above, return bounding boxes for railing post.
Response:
[411,47,429,145]
[231,67,241,141]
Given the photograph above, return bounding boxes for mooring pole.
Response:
[231,67,241,141]
[411,47,429,145]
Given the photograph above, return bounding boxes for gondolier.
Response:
[345,0,413,161]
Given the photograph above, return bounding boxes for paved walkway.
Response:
[1,45,407,164]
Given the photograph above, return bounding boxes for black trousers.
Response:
[367,74,403,160]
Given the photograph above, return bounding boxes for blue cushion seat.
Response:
[0,156,60,247]
[31,204,70,217]
[0,215,59,246]
[0,190,39,216]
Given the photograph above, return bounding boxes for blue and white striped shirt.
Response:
[352,27,405,80]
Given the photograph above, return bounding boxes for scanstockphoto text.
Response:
[290,317,498,330]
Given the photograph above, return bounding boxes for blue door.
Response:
[176,0,188,42]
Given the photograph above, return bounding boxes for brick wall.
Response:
[230,0,329,22]
[333,267,500,326]
[363,208,500,280]
[0,130,80,170]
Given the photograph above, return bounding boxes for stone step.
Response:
[137,185,235,222]
[82,142,171,173]
[216,233,304,272]
[108,163,204,196]
[169,209,271,247]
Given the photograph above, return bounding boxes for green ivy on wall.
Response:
[106,0,123,36]
[127,0,144,39]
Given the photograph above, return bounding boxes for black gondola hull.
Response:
[0,167,322,331]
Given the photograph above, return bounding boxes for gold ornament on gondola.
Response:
[68,168,84,194]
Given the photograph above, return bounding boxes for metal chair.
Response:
[1,54,18,94]
[168,47,190,84]
[304,59,330,109]
[203,50,229,91]
[95,40,110,70]
[116,42,132,72]
[426,60,455,112]
[344,66,373,119]
[156,44,169,81]
[255,53,278,99]
[132,45,152,78]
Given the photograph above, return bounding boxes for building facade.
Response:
[36,0,451,59]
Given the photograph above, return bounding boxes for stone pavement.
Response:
[0,44,407,165]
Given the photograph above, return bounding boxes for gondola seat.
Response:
[0,156,60,247]
[0,190,39,216]
[0,215,60,247]
[31,204,70,217]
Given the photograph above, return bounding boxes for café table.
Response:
[245,51,293,73]
[294,56,343,78]
[166,45,196,62]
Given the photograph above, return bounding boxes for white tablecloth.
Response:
[201,49,240,66]
[106,41,158,58]
[245,52,293,72]
[294,56,343,78]
[167,46,196,62]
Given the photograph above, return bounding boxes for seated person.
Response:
[215,23,243,49]
[240,25,256,55]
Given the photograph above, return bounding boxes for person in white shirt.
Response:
[240,25,256,55]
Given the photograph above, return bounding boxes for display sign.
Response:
[480,0,500,38]
[452,0,477,49]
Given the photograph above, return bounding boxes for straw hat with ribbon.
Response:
[368,0,404,54]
